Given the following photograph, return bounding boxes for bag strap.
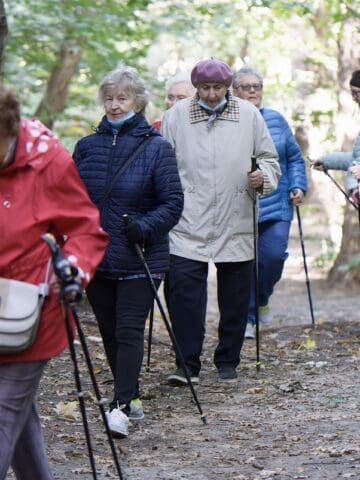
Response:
[99,135,152,209]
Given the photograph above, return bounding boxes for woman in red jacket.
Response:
[0,86,108,479]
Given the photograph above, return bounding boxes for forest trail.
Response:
[7,191,360,480]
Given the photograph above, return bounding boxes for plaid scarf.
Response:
[189,92,241,128]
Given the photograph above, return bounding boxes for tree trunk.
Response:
[0,0,8,78]
[35,39,82,129]
[328,203,360,285]
[327,19,360,285]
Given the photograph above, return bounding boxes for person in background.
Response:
[152,72,195,131]
[312,70,360,206]
[161,58,280,384]
[0,86,108,479]
[233,67,307,339]
[74,66,183,438]
[349,163,360,206]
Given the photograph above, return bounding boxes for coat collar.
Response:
[95,113,159,138]
[189,92,241,124]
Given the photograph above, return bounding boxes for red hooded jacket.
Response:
[0,118,108,363]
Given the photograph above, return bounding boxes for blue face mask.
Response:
[197,97,227,113]
[107,110,136,129]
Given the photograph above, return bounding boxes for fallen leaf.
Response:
[55,401,79,421]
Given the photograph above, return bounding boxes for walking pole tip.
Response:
[201,414,207,425]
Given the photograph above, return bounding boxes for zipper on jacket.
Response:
[112,132,118,146]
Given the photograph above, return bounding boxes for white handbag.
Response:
[0,263,50,353]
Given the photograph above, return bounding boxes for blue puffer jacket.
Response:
[259,107,307,223]
[73,113,184,276]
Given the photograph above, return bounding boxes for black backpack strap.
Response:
[99,135,152,208]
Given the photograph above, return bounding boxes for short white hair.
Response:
[98,66,149,112]
[232,67,263,90]
[165,72,195,93]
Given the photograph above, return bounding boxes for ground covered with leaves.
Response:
[7,216,360,480]
[21,292,359,480]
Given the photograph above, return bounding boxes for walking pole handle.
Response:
[251,155,258,173]
[122,213,132,226]
[122,214,145,259]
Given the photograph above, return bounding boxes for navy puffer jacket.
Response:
[259,107,307,223]
[73,113,184,276]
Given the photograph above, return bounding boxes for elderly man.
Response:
[161,59,280,384]
[153,72,195,131]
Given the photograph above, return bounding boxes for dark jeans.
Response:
[166,255,253,374]
[248,220,290,324]
[86,276,160,410]
[0,361,52,480]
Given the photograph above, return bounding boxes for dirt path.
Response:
[7,204,360,480]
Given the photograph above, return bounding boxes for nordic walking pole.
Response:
[42,234,98,479]
[146,302,154,372]
[309,157,359,211]
[293,201,315,326]
[323,169,359,211]
[42,234,124,480]
[251,156,261,373]
[123,215,207,425]
[63,308,98,479]
[71,307,124,479]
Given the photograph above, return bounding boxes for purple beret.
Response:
[191,59,233,87]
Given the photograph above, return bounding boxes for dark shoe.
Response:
[218,367,237,383]
[167,367,199,386]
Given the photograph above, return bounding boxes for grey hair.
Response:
[98,66,149,113]
[165,72,195,93]
[232,67,263,90]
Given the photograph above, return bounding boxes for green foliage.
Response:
[2,0,359,139]
[4,0,153,120]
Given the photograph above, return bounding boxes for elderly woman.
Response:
[161,59,280,384]
[73,66,183,438]
[312,70,360,206]
[0,86,108,479]
[233,67,307,338]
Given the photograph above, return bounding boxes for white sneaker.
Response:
[106,406,129,438]
[129,398,144,420]
[259,305,273,326]
[245,323,255,339]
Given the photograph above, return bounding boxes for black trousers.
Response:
[86,276,160,409]
[166,255,253,375]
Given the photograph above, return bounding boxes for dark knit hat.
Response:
[350,70,360,88]
[191,59,233,87]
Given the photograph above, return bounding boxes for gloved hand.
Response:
[350,164,360,180]
[122,220,143,244]
[310,158,325,171]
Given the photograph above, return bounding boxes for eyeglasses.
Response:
[236,83,263,92]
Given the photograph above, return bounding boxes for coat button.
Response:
[3,200,11,208]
